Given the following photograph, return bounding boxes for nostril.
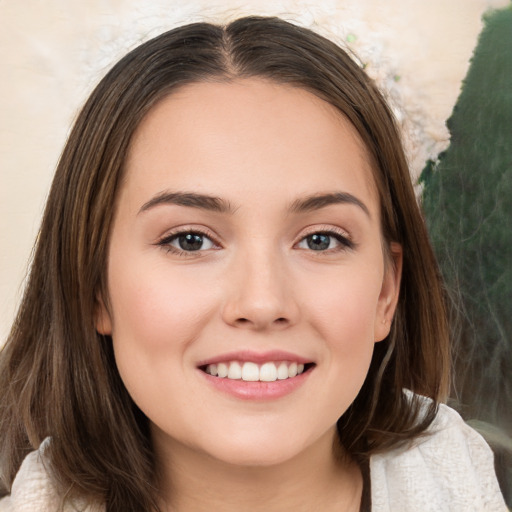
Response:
[230,315,292,330]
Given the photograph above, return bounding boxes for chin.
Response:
[209,444,302,468]
[198,426,324,469]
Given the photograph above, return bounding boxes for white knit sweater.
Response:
[0,403,507,511]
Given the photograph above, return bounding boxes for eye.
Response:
[296,231,353,251]
[158,230,217,254]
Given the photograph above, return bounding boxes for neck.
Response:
[153,427,363,512]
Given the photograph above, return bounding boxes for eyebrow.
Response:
[139,191,235,215]
[138,190,370,217]
[289,192,370,217]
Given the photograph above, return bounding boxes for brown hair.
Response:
[0,16,449,511]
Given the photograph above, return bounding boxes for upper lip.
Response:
[196,350,313,367]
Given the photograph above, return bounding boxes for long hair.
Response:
[0,16,449,511]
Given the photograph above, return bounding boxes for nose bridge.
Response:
[222,237,297,329]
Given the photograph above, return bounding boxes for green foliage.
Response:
[421,5,512,504]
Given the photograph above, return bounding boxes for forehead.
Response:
[122,79,379,212]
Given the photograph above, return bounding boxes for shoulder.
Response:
[0,440,102,512]
[370,396,508,512]
[0,442,60,512]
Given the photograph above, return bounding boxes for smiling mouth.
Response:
[199,361,315,382]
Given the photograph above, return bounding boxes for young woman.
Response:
[0,16,507,512]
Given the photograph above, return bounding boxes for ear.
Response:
[94,295,112,335]
[374,242,402,342]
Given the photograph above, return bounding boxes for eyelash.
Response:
[295,227,355,253]
[156,228,220,256]
[156,226,354,256]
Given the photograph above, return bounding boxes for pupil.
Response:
[179,233,203,251]
[307,234,330,250]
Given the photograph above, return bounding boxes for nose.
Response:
[221,246,299,331]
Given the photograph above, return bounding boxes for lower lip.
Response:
[199,367,313,400]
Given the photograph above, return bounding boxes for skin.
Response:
[96,79,402,511]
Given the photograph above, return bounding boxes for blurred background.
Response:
[0,0,510,504]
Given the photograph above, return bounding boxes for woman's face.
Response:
[97,79,401,468]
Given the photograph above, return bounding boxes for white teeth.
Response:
[260,362,277,382]
[241,362,260,381]
[277,362,289,380]
[204,360,309,381]
[217,362,228,378]
[227,361,242,380]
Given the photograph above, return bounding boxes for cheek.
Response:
[297,265,382,402]
[107,259,218,351]
[301,268,382,344]
[106,260,219,418]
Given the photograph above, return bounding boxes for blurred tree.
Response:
[421,5,512,505]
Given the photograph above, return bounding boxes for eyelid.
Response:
[297,224,352,241]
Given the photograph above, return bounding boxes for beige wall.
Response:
[0,0,508,342]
